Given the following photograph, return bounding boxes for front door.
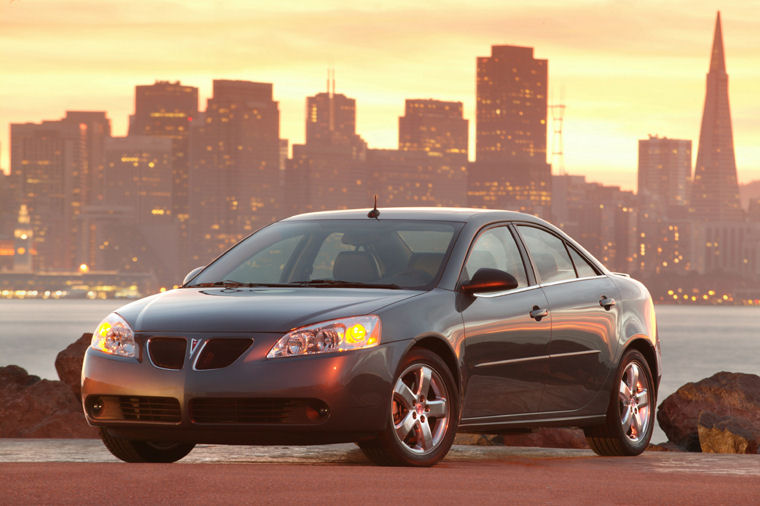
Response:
[460,226,552,419]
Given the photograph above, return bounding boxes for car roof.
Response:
[283,207,543,225]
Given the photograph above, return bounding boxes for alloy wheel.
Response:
[391,363,450,454]
[618,361,651,443]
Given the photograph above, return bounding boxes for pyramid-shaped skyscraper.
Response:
[691,12,743,221]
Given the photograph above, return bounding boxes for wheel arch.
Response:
[407,336,462,396]
[622,338,659,395]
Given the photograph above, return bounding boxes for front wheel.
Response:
[100,428,195,463]
[585,349,655,456]
[359,348,458,466]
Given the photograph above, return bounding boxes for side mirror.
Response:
[460,268,518,295]
[182,266,205,286]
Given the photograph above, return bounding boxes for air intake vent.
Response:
[189,398,328,424]
[195,338,253,370]
[119,396,181,422]
[148,337,186,370]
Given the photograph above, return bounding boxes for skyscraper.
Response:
[468,45,551,215]
[10,114,100,271]
[638,135,692,218]
[288,79,368,214]
[305,76,357,147]
[691,12,742,221]
[390,99,468,206]
[129,81,199,222]
[399,99,468,156]
[188,80,281,266]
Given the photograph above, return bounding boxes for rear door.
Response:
[515,225,619,413]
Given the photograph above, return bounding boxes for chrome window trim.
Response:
[538,274,606,289]
[473,285,541,299]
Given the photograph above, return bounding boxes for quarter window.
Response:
[517,226,575,284]
[463,227,528,288]
[568,247,598,278]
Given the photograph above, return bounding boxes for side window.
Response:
[517,226,575,284]
[568,247,598,278]
[463,227,528,288]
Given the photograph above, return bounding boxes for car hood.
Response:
[114,287,422,333]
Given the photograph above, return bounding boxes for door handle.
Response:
[530,305,549,321]
[599,296,616,310]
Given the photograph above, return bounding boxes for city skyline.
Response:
[2,1,760,191]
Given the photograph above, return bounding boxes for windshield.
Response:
[186,219,463,290]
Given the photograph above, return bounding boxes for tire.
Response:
[585,349,655,456]
[100,428,195,463]
[359,348,458,467]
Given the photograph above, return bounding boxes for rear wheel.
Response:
[359,348,458,466]
[585,349,655,456]
[100,428,195,463]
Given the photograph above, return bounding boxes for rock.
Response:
[454,428,588,448]
[495,428,589,449]
[697,412,760,454]
[646,441,684,452]
[54,333,92,400]
[0,365,97,438]
[454,433,497,445]
[657,371,760,452]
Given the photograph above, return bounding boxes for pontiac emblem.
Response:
[189,338,203,357]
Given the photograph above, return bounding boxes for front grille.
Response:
[195,338,253,370]
[119,396,181,422]
[148,337,186,370]
[189,398,328,424]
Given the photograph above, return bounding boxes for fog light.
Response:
[318,407,330,418]
[90,397,104,416]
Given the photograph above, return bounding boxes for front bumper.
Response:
[81,333,410,445]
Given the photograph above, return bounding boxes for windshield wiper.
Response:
[192,280,295,288]
[294,279,401,289]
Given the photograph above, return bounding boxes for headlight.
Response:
[267,315,381,359]
[91,312,137,358]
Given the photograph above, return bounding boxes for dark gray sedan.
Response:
[82,208,660,466]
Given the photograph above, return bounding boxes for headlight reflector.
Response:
[267,315,381,358]
[91,313,137,358]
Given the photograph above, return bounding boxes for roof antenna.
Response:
[368,195,380,219]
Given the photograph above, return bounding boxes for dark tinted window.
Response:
[463,226,528,288]
[517,225,575,284]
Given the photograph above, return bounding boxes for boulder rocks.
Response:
[0,365,97,438]
[697,412,760,454]
[657,371,760,453]
[54,333,92,400]
[454,428,589,449]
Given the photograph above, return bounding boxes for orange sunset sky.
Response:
[1,0,759,191]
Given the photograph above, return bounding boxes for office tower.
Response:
[306,77,357,147]
[390,99,468,206]
[551,174,637,273]
[78,136,178,284]
[129,81,198,221]
[10,117,87,270]
[288,80,369,214]
[65,111,111,205]
[690,12,742,221]
[638,136,692,218]
[188,80,281,266]
[469,45,551,215]
[104,137,173,223]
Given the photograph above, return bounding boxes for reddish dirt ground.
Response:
[3,456,759,505]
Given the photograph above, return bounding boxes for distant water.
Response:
[1,300,758,443]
